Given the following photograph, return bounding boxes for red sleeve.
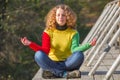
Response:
[29,32,50,55]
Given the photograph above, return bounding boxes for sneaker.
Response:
[42,70,54,78]
[66,70,81,78]
[42,70,60,79]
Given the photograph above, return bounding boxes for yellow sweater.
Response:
[45,28,77,61]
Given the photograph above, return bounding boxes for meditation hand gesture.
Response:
[90,38,97,46]
[21,37,31,46]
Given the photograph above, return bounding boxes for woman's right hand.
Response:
[21,37,31,46]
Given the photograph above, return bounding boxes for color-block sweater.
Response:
[29,28,91,61]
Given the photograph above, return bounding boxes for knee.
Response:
[75,51,84,66]
[34,51,44,61]
[79,51,84,57]
[74,51,84,60]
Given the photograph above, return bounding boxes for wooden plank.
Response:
[32,69,42,80]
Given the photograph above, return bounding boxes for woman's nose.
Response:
[59,15,63,18]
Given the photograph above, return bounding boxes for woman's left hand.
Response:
[90,38,97,46]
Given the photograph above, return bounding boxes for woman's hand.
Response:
[21,37,31,46]
[90,38,97,46]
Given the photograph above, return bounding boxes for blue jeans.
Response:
[34,51,84,77]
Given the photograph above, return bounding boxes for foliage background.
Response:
[0,0,113,80]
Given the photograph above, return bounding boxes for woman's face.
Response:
[56,8,67,26]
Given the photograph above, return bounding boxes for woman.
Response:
[21,4,96,78]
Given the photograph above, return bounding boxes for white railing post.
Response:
[85,3,120,61]
[88,27,120,76]
[84,3,115,57]
[103,54,120,80]
[82,5,110,44]
[88,4,116,42]
[87,14,120,66]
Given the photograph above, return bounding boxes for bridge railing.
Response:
[83,0,120,80]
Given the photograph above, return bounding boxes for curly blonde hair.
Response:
[45,4,77,30]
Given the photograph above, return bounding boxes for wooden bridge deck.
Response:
[32,47,120,80]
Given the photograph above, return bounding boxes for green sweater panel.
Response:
[71,32,92,53]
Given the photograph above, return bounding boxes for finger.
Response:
[92,38,96,43]
[24,37,28,42]
[93,38,96,41]
[21,38,24,42]
[21,37,26,44]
